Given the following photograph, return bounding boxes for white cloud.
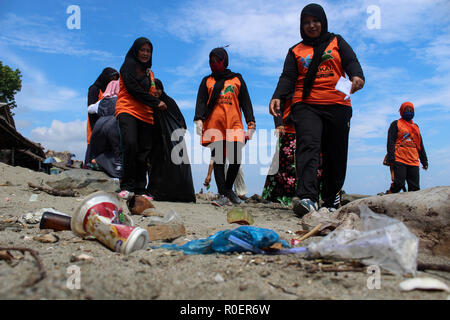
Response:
[30,119,87,160]
[0,13,114,59]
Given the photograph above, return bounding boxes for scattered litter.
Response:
[70,253,94,263]
[399,277,449,292]
[227,208,254,225]
[307,205,419,276]
[148,210,180,226]
[20,208,66,225]
[154,226,290,255]
[71,191,148,254]
[126,195,155,215]
[22,235,33,241]
[39,211,71,231]
[0,250,14,262]
[5,197,10,202]
[214,274,225,283]
[34,233,59,243]
[146,224,186,242]
[29,194,39,202]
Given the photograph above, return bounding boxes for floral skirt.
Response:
[262,133,323,206]
[262,133,297,206]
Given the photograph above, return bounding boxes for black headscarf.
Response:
[119,37,154,91]
[92,67,119,92]
[300,3,335,100]
[207,47,237,112]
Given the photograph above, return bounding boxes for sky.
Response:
[1,0,449,196]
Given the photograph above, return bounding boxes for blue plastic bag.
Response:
[153,226,289,255]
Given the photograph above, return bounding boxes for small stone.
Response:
[70,253,94,262]
[34,233,59,243]
[214,274,224,283]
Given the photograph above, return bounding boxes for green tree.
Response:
[0,61,22,111]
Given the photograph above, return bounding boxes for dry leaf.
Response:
[34,233,59,243]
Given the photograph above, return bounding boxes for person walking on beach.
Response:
[385,101,428,193]
[269,3,365,216]
[115,37,167,199]
[195,47,255,206]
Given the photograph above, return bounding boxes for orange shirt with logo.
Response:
[395,119,421,166]
[115,70,157,125]
[291,37,350,106]
[201,76,245,146]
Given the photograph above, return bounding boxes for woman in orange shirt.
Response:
[115,37,167,198]
[195,47,255,206]
[269,3,365,216]
[385,102,428,193]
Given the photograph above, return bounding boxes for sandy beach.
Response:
[0,162,449,301]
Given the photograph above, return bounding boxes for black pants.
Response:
[292,103,352,204]
[390,161,420,193]
[210,141,244,195]
[117,113,155,193]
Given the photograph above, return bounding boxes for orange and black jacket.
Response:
[194,73,255,124]
[272,35,364,106]
[387,120,428,167]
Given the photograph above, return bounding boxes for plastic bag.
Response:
[307,205,418,276]
[147,108,196,202]
[148,210,180,226]
[154,226,289,255]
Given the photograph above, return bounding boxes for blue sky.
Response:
[1,0,449,196]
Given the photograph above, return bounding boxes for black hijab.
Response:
[155,78,187,129]
[92,67,119,92]
[120,37,154,91]
[207,47,237,112]
[300,3,335,100]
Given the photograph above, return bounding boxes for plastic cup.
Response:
[71,191,147,254]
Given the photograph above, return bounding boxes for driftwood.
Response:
[297,223,322,242]
[28,182,78,197]
[0,247,46,287]
[417,262,450,273]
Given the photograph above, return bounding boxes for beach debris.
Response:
[71,191,148,254]
[0,247,46,287]
[39,211,72,231]
[214,274,225,283]
[146,224,186,242]
[291,224,323,245]
[148,210,179,226]
[126,195,154,215]
[28,182,78,197]
[196,191,219,201]
[0,250,14,262]
[306,205,419,276]
[153,226,290,255]
[417,262,450,273]
[70,253,94,263]
[399,277,449,292]
[34,233,59,243]
[0,218,24,232]
[227,208,254,225]
[29,194,38,202]
[20,208,66,225]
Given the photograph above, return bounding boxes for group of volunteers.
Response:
[84,3,429,217]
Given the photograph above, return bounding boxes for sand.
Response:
[0,162,449,300]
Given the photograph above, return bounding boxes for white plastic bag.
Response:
[307,205,419,276]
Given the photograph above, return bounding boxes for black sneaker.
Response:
[225,190,242,204]
[292,197,319,217]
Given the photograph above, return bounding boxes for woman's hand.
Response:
[246,122,256,140]
[275,125,286,137]
[157,101,167,110]
[195,120,203,136]
[350,76,365,94]
[204,175,211,187]
[269,99,281,116]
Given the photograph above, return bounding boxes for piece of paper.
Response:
[335,76,352,100]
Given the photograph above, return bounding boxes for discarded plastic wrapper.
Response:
[148,210,179,226]
[152,226,290,255]
[306,205,419,276]
[71,191,147,254]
